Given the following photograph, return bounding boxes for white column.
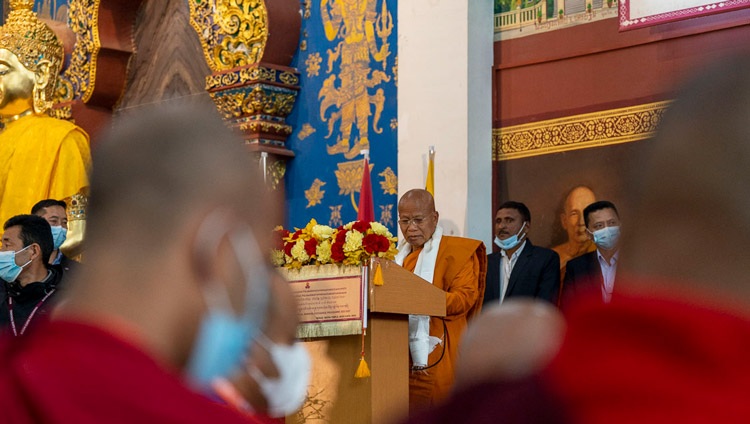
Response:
[397,0,493,248]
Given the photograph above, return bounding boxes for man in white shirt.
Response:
[484,201,560,306]
[561,201,621,306]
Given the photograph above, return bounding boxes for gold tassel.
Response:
[373,262,384,286]
[355,327,370,378]
[355,356,371,378]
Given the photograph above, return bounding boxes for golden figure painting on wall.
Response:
[320,0,392,160]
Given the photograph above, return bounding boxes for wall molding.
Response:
[493,100,670,161]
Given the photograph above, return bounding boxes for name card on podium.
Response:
[282,264,364,338]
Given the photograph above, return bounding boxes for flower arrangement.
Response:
[272,219,398,268]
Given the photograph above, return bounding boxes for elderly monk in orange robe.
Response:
[395,189,486,411]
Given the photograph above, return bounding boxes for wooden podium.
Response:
[294,258,446,424]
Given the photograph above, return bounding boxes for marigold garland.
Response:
[271,219,398,268]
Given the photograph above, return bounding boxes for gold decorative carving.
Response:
[204,64,281,90]
[305,178,326,208]
[279,71,298,86]
[188,0,269,72]
[59,0,101,103]
[378,166,397,195]
[298,123,316,140]
[493,101,670,161]
[210,85,297,119]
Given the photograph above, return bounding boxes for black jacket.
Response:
[484,240,560,306]
[0,267,64,335]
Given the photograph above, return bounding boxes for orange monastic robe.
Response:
[0,114,90,227]
[404,236,487,410]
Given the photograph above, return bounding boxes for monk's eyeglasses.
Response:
[398,217,427,227]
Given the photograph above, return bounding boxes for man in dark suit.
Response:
[484,201,560,306]
[562,200,621,307]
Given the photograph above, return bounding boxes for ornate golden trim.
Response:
[187,0,269,73]
[493,101,670,161]
[60,0,101,103]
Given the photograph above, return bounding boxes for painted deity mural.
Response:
[286,0,398,233]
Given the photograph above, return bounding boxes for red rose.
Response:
[335,229,347,243]
[362,234,390,254]
[352,220,371,233]
[331,241,346,262]
[283,241,294,256]
[304,238,318,257]
[292,230,302,240]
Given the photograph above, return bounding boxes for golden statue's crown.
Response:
[0,0,64,92]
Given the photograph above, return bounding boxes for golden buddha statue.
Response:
[0,0,91,255]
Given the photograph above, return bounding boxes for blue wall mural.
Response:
[285,0,398,233]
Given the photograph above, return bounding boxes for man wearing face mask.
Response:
[562,201,621,307]
[0,214,61,336]
[31,199,77,275]
[0,103,287,423]
[213,270,312,419]
[484,202,560,306]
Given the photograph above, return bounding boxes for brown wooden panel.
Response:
[117,0,211,112]
[369,259,447,317]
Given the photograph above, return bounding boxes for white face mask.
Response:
[249,334,311,417]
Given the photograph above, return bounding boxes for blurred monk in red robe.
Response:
[0,103,297,423]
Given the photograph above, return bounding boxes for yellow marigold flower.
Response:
[343,230,364,253]
[316,239,332,264]
[369,222,390,237]
[312,224,335,240]
[270,249,286,267]
[290,239,310,263]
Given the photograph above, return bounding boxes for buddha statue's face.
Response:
[0,48,36,117]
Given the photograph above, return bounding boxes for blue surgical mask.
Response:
[186,212,269,388]
[494,222,527,251]
[590,226,620,250]
[50,226,67,250]
[0,245,32,282]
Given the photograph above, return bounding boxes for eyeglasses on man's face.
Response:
[398,216,430,227]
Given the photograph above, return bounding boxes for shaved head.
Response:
[398,189,436,213]
[87,101,269,264]
[398,189,438,248]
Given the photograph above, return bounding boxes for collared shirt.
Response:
[597,250,619,303]
[499,240,526,304]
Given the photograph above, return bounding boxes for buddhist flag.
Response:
[357,151,375,222]
[425,146,435,196]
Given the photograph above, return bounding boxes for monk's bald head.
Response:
[398,189,439,248]
[86,101,272,264]
[399,189,435,213]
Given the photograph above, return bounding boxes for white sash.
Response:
[395,226,444,367]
